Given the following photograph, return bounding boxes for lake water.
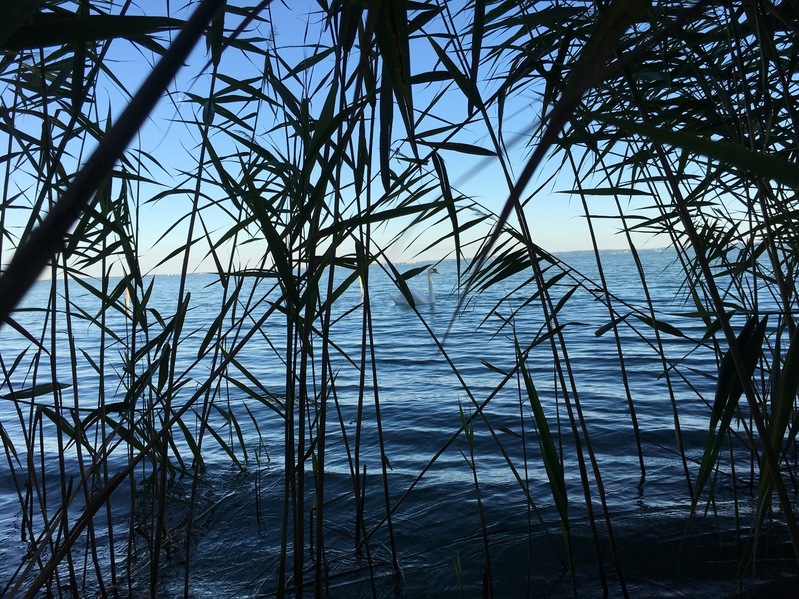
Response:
[1,249,797,597]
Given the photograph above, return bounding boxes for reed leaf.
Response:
[2,14,185,51]
[515,342,568,522]
[755,326,799,526]
[2,382,71,400]
[691,315,768,514]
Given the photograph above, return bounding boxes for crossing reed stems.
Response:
[3,2,799,597]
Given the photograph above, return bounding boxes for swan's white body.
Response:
[393,268,439,306]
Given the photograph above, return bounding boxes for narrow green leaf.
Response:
[469,0,486,115]
[632,313,684,338]
[770,327,799,453]
[2,382,71,400]
[498,426,522,439]
[39,406,79,444]
[208,2,226,67]
[410,71,452,85]
[174,414,204,470]
[692,315,768,514]
[157,342,171,393]
[379,73,394,192]
[373,0,415,141]
[198,292,237,358]
[431,152,461,277]
[752,325,799,538]
[4,315,47,351]
[428,37,481,110]
[559,187,652,196]
[213,403,248,463]
[287,46,335,78]
[0,422,19,461]
[400,264,434,281]
[516,341,568,524]
[384,262,428,308]
[204,414,242,468]
[552,285,579,317]
[338,1,362,51]
[408,4,443,32]
[419,140,496,157]
[595,313,630,337]
[2,14,185,51]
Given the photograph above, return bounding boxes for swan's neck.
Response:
[428,273,436,304]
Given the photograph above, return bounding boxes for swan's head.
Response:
[428,267,439,276]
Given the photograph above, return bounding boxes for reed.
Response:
[1,1,798,597]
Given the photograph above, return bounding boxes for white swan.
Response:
[392,267,439,306]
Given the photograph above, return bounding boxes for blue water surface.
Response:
[1,249,796,597]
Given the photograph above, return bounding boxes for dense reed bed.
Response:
[1,1,798,596]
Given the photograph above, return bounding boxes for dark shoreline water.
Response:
[2,249,798,597]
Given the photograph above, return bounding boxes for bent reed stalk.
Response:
[1,1,799,597]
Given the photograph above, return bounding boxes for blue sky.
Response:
[3,2,666,279]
